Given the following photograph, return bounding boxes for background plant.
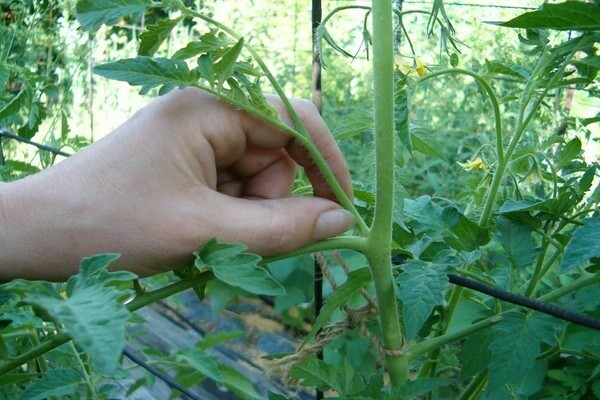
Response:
[1,0,600,399]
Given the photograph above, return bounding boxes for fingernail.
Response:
[313,209,356,241]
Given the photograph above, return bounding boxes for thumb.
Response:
[208,195,356,256]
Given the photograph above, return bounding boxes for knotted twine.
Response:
[267,252,405,380]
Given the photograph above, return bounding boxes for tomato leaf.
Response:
[395,378,454,397]
[488,312,560,395]
[175,348,223,383]
[498,2,600,31]
[19,369,81,400]
[172,30,234,60]
[23,255,134,374]
[556,137,582,171]
[484,60,530,81]
[460,330,493,379]
[395,82,411,158]
[410,126,448,162]
[93,56,199,94]
[221,365,262,400]
[561,218,600,272]
[214,38,244,88]
[288,356,344,394]
[333,109,372,140]
[441,206,489,251]
[0,89,28,120]
[396,260,450,340]
[138,17,183,56]
[194,238,285,296]
[496,216,541,269]
[404,197,488,251]
[76,0,152,31]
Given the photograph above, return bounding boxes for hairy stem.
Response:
[417,69,504,170]
[540,272,600,303]
[69,341,99,400]
[409,315,502,361]
[261,236,367,265]
[368,0,408,387]
[416,68,504,227]
[477,49,577,227]
[458,372,488,400]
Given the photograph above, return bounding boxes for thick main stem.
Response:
[369,0,408,387]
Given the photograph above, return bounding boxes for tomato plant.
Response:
[1,0,600,399]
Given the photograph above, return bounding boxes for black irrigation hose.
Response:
[122,346,204,400]
[392,256,600,330]
[447,273,600,330]
[0,127,71,158]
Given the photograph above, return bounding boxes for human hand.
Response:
[0,88,355,280]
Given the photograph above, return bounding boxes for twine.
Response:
[267,252,405,380]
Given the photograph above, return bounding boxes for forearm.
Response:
[0,172,82,281]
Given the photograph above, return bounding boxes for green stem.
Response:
[0,332,71,376]
[526,248,561,297]
[416,69,504,227]
[417,69,504,169]
[125,272,214,312]
[457,372,488,400]
[525,241,550,297]
[477,50,577,227]
[540,272,600,302]
[260,236,367,265]
[409,316,501,361]
[322,5,371,27]
[0,272,214,375]
[69,341,98,400]
[368,0,408,388]
[28,330,49,373]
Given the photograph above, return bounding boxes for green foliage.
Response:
[396,260,450,340]
[487,312,561,396]
[94,56,199,95]
[22,255,134,374]
[18,368,82,400]
[289,356,361,395]
[174,348,223,383]
[138,17,184,56]
[496,216,540,269]
[194,238,285,296]
[561,218,600,271]
[498,2,600,31]
[76,0,153,31]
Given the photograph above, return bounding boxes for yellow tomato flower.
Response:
[395,56,428,77]
[457,156,487,171]
[414,57,427,77]
[525,168,543,185]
